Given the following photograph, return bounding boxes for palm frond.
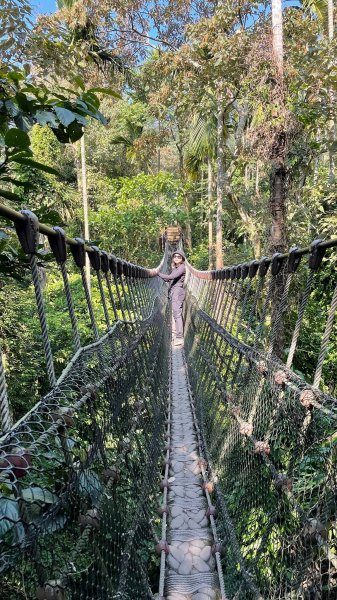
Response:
[185,151,203,177]
[110,135,132,147]
[301,0,328,22]
[185,113,217,167]
[57,0,77,9]
[125,118,144,140]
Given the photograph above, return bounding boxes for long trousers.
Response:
[171,288,185,338]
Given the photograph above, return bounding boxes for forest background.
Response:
[0,0,336,418]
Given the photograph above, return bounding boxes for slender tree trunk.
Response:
[255,161,260,197]
[269,160,287,253]
[328,0,335,179]
[216,95,225,269]
[272,0,284,77]
[244,165,249,190]
[157,119,161,175]
[207,159,214,269]
[178,148,192,249]
[81,134,91,293]
[270,0,287,358]
[328,0,334,39]
[270,0,286,254]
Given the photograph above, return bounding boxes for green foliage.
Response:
[90,172,188,264]
[0,69,112,203]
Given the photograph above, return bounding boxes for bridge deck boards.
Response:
[165,337,221,600]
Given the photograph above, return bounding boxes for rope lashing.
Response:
[89,246,111,330]
[0,346,11,433]
[47,226,81,353]
[110,255,127,320]
[14,210,56,387]
[70,237,100,341]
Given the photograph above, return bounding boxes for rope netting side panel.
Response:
[0,206,170,599]
[1,306,169,599]
[184,241,337,600]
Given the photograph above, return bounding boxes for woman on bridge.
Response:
[158,250,186,346]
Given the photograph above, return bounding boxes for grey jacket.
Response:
[158,263,186,292]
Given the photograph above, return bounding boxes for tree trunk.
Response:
[272,0,284,77]
[216,95,225,269]
[207,159,214,269]
[270,0,286,254]
[178,148,192,249]
[270,0,286,358]
[255,161,260,197]
[80,134,91,293]
[328,0,334,39]
[328,0,335,179]
[269,159,287,253]
[157,118,161,174]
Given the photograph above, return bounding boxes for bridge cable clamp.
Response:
[309,238,326,270]
[14,209,39,254]
[258,256,269,278]
[48,226,67,263]
[70,237,86,268]
[89,245,101,271]
[271,253,284,276]
[287,246,302,273]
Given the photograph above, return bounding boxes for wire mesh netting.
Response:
[0,301,168,600]
[183,244,337,600]
[1,301,170,600]
[0,208,171,599]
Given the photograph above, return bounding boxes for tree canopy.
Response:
[0,0,336,404]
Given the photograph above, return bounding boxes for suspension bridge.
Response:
[0,205,337,600]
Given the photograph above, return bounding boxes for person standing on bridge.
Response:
[158,250,186,347]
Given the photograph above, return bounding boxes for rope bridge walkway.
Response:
[0,204,336,600]
[159,334,224,600]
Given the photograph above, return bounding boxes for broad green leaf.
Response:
[7,148,32,159]
[13,113,34,132]
[67,121,85,142]
[4,100,20,117]
[7,72,25,83]
[79,470,102,504]
[52,120,84,144]
[40,513,67,534]
[96,110,108,125]
[73,75,85,91]
[5,128,30,149]
[0,189,23,202]
[0,177,34,189]
[82,91,100,110]
[54,106,76,127]
[21,487,58,504]
[14,92,35,113]
[35,110,58,128]
[49,93,67,102]
[73,113,87,126]
[0,498,19,536]
[8,157,60,176]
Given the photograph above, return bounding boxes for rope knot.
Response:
[239,422,253,436]
[299,388,315,408]
[254,441,271,455]
[274,369,287,385]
